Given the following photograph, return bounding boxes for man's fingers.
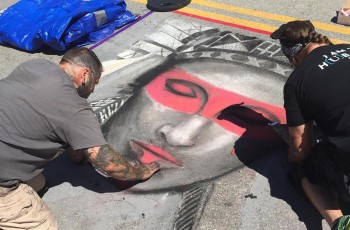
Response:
[147,161,160,172]
[139,162,160,180]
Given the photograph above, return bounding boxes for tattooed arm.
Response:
[81,144,160,181]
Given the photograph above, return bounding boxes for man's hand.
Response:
[134,162,160,180]
[83,144,160,181]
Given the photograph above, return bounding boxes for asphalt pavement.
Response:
[1,0,349,229]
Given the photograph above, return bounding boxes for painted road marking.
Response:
[190,0,350,37]
[130,0,349,44]
[175,10,272,35]
[178,7,276,33]
[176,8,348,44]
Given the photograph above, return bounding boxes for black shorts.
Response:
[299,141,350,202]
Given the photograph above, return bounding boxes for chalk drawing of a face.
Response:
[104,53,287,192]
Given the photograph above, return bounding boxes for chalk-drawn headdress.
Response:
[103,20,291,77]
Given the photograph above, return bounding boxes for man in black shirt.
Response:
[271,20,350,229]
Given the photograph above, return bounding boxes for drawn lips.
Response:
[130,140,182,166]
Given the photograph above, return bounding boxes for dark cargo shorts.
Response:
[295,141,350,202]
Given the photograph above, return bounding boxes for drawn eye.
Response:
[161,78,208,114]
[165,79,202,98]
[146,73,210,115]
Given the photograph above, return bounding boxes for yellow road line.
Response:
[131,0,275,31]
[191,0,296,22]
[178,7,348,44]
[179,7,276,31]
[191,0,350,36]
[130,0,348,44]
[328,38,349,44]
[130,0,147,4]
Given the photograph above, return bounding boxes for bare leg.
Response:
[301,177,343,227]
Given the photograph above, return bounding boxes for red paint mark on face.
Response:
[130,140,182,165]
[146,68,286,138]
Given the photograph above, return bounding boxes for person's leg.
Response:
[297,141,350,228]
[0,183,58,230]
[301,177,342,227]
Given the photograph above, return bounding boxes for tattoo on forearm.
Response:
[86,145,147,180]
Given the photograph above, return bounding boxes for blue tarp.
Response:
[0,0,137,51]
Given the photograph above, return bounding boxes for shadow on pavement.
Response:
[243,151,324,230]
[221,105,350,229]
[42,153,140,194]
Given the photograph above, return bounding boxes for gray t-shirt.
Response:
[0,59,106,186]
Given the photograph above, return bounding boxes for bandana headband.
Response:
[270,20,316,63]
[280,42,304,63]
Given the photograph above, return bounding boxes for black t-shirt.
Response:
[284,44,350,152]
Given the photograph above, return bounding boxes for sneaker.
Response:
[332,215,350,230]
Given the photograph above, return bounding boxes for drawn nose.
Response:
[158,116,210,147]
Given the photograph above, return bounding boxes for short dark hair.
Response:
[60,47,103,79]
